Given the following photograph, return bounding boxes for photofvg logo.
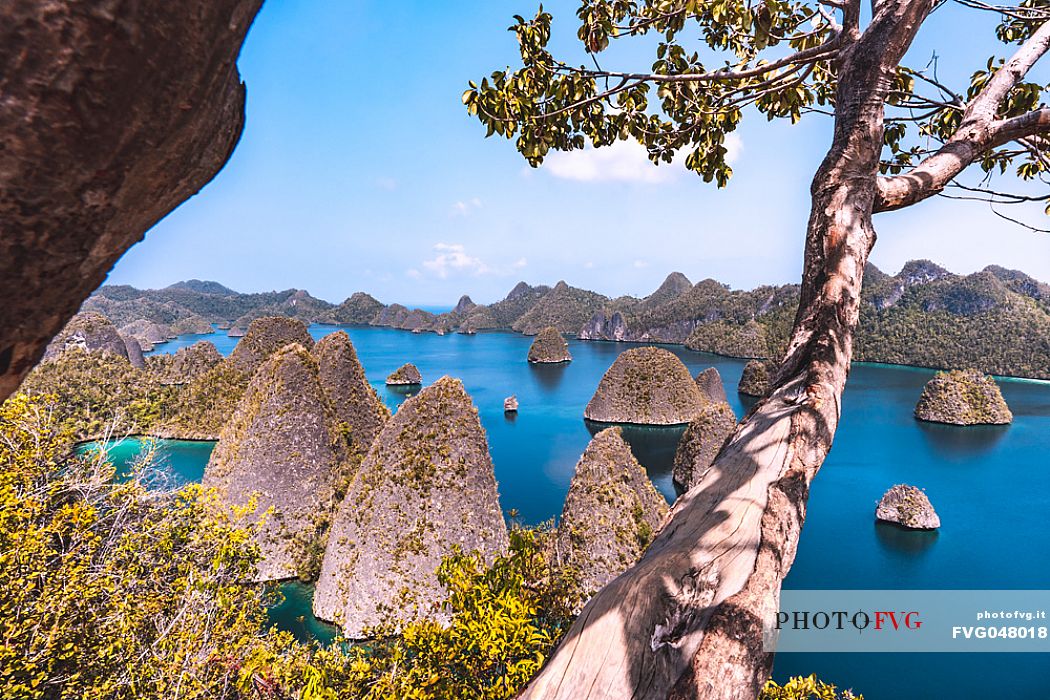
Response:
[763,591,1050,653]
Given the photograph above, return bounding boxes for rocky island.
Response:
[875,484,941,530]
[386,362,422,386]
[203,343,352,582]
[556,427,668,596]
[527,326,572,363]
[313,377,508,637]
[584,347,706,424]
[737,359,773,397]
[694,367,728,404]
[672,401,738,493]
[914,369,1013,425]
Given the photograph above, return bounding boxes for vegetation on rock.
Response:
[694,367,728,404]
[738,359,774,397]
[228,316,314,375]
[314,331,390,456]
[875,485,940,530]
[527,326,572,363]
[386,362,422,386]
[556,427,668,596]
[914,369,1013,425]
[314,376,508,636]
[585,347,706,424]
[673,402,738,493]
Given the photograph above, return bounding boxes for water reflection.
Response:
[529,362,569,392]
[916,421,1009,458]
[874,520,940,555]
[583,419,685,482]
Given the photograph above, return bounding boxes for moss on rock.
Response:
[672,401,737,493]
[914,369,1013,425]
[584,347,705,424]
[694,367,728,404]
[528,326,572,363]
[313,376,508,637]
[556,427,668,596]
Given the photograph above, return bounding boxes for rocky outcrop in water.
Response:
[875,484,940,529]
[313,377,508,636]
[228,327,246,338]
[313,331,390,456]
[914,369,1013,425]
[44,312,132,363]
[556,427,668,595]
[584,347,706,424]
[528,326,572,363]
[228,316,314,374]
[120,319,171,349]
[504,395,519,412]
[386,363,422,386]
[694,367,728,404]
[672,402,737,493]
[737,360,773,397]
[203,343,351,582]
[169,314,213,335]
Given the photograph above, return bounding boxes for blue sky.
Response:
[106,0,1050,305]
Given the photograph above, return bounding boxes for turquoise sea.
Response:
[92,325,1050,698]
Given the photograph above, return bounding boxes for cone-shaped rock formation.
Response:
[584,347,705,424]
[313,331,390,455]
[528,326,572,363]
[914,369,1012,425]
[313,376,508,636]
[672,402,737,493]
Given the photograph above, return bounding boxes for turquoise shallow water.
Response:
[126,326,1050,697]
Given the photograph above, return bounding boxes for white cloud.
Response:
[450,197,483,217]
[421,243,491,278]
[543,136,743,184]
[633,259,649,268]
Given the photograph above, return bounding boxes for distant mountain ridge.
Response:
[85,260,1050,379]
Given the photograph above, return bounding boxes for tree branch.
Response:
[874,20,1050,211]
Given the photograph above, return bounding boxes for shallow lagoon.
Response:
[116,325,1050,698]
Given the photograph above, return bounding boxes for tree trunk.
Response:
[519,2,933,698]
[0,0,264,401]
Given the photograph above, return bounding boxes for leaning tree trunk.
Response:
[0,1,264,401]
[520,2,933,698]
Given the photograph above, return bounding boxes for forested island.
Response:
[87,259,1050,380]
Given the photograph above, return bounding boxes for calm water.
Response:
[120,326,1050,697]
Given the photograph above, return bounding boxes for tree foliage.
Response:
[464,0,1050,215]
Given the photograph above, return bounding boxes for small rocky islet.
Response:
[386,362,422,386]
[527,326,572,363]
[914,369,1013,426]
[672,400,738,493]
[584,347,707,425]
[875,484,940,530]
[737,359,773,397]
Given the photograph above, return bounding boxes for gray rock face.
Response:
[228,316,314,374]
[672,402,737,493]
[694,367,728,404]
[557,427,668,596]
[738,359,773,397]
[203,343,351,581]
[313,331,390,456]
[120,319,171,346]
[914,369,1013,425]
[578,310,631,341]
[228,327,245,338]
[875,485,940,530]
[386,362,422,385]
[584,347,706,425]
[528,326,572,363]
[121,335,146,368]
[453,295,476,315]
[313,377,508,637]
[151,340,223,385]
[44,312,131,362]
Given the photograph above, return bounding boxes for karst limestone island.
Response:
[876,485,941,530]
[386,362,422,386]
[527,326,572,363]
[80,258,1050,380]
[914,369,1013,426]
[556,427,668,597]
[584,347,707,425]
[313,377,508,636]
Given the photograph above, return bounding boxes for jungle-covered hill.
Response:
[84,260,1050,378]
